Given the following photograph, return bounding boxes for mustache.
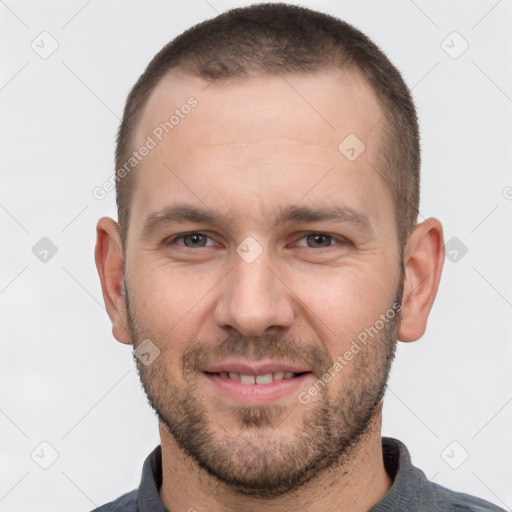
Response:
[182,332,333,377]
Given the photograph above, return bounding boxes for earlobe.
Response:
[398,218,444,343]
[94,217,131,344]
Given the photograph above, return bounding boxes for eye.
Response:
[293,233,345,249]
[165,232,347,251]
[170,232,216,248]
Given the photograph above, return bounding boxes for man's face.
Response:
[124,68,403,496]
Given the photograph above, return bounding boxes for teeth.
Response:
[240,374,256,385]
[218,371,298,384]
[255,373,273,385]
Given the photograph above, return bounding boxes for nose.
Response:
[213,246,296,337]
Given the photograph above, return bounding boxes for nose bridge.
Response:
[214,245,295,337]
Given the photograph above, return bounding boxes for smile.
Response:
[205,371,308,385]
[200,361,314,402]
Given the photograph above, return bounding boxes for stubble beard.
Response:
[125,284,401,498]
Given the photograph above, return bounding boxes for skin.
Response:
[95,67,444,512]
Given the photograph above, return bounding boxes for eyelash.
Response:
[165,232,348,250]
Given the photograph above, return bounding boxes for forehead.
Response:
[135,66,383,151]
[129,67,390,235]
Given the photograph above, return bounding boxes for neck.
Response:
[159,406,393,512]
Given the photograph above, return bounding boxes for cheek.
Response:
[135,261,207,317]
[131,263,217,355]
[292,263,397,348]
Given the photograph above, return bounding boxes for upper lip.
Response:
[202,360,311,376]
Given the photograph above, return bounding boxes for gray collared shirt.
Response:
[91,437,505,511]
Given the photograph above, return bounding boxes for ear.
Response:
[94,217,131,344]
[398,218,444,342]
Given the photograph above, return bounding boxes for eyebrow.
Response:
[141,202,373,239]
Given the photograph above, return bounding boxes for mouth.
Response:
[200,362,314,403]
[204,370,310,385]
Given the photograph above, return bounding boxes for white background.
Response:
[1,0,511,510]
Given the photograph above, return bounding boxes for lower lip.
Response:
[202,372,314,404]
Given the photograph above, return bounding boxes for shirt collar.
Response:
[370,437,430,511]
[135,445,169,512]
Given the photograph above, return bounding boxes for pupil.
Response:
[310,234,329,247]
[187,234,204,247]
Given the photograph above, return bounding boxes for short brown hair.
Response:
[115,2,420,253]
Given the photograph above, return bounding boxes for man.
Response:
[93,3,504,511]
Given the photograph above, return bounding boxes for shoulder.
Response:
[379,438,506,512]
[429,482,506,512]
[89,489,137,512]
